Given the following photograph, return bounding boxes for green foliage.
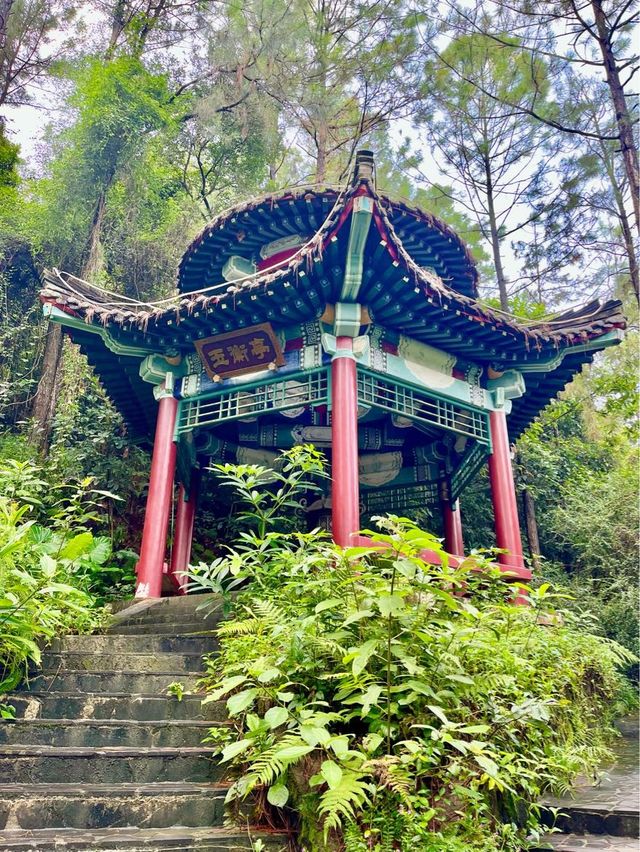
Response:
[193,453,634,851]
[0,432,139,603]
[0,496,106,690]
[510,336,639,662]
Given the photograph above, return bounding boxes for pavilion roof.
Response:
[40,169,626,444]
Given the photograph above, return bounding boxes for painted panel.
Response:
[194,323,285,380]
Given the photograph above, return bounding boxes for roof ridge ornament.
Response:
[353,149,375,184]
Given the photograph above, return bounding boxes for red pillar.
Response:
[331,337,360,546]
[443,499,464,557]
[169,472,200,596]
[135,395,178,598]
[488,409,530,581]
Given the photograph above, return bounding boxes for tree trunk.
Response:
[484,155,509,310]
[0,0,14,52]
[315,122,328,184]
[84,192,106,279]
[620,204,640,303]
[591,0,640,235]
[522,487,541,572]
[29,322,63,453]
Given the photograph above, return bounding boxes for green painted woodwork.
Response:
[486,369,525,409]
[44,305,152,358]
[341,196,374,301]
[175,368,330,436]
[514,329,623,373]
[450,441,491,502]
[361,483,439,517]
[140,354,189,386]
[356,368,491,444]
[222,255,257,282]
[334,302,365,337]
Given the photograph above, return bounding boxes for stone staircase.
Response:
[0,595,288,851]
[534,717,639,852]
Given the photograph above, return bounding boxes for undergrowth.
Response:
[190,448,636,851]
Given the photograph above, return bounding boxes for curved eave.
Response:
[509,352,598,441]
[67,327,156,444]
[177,181,480,299]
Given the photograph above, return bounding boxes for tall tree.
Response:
[419,26,552,309]
[0,0,76,114]
[443,0,640,235]
[232,0,421,183]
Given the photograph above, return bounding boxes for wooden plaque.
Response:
[194,323,285,381]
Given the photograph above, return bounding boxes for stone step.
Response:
[0,745,219,783]
[534,834,640,850]
[112,594,221,615]
[549,805,640,838]
[49,634,214,655]
[39,651,205,674]
[542,718,639,840]
[0,719,216,748]
[110,602,224,627]
[108,621,218,636]
[7,692,225,722]
[0,825,287,850]
[0,782,227,830]
[22,670,202,694]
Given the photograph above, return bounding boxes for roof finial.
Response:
[353,149,375,184]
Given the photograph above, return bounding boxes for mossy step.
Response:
[50,634,214,655]
[0,718,216,748]
[0,825,287,850]
[21,670,202,694]
[534,834,640,850]
[0,745,219,784]
[0,782,227,830]
[7,692,224,722]
[111,594,221,615]
[39,651,206,674]
[108,621,219,636]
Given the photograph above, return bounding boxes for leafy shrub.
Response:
[192,451,635,852]
[0,438,138,602]
[0,496,107,691]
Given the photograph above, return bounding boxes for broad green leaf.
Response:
[221,739,253,762]
[459,724,491,735]
[208,675,247,701]
[264,706,288,729]
[320,759,343,789]
[277,691,295,702]
[427,705,449,726]
[267,784,289,807]
[226,688,258,716]
[359,684,382,716]
[59,532,94,561]
[329,736,349,758]
[257,667,281,683]
[376,594,405,617]
[342,609,373,627]
[362,733,383,753]
[475,754,500,780]
[315,598,342,614]
[273,744,314,761]
[300,725,331,746]
[348,639,378,677]
[39,553,57,578]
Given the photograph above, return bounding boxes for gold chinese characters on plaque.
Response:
[194,323,285,381]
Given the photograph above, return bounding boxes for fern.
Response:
[318,771,371,835]
[231,734,313,800]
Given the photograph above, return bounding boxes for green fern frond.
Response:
[217,618,261,637]
[318,771,371,835]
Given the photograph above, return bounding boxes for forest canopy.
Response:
[0,0,637,652]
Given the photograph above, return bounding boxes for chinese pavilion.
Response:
[40,151,626,599]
